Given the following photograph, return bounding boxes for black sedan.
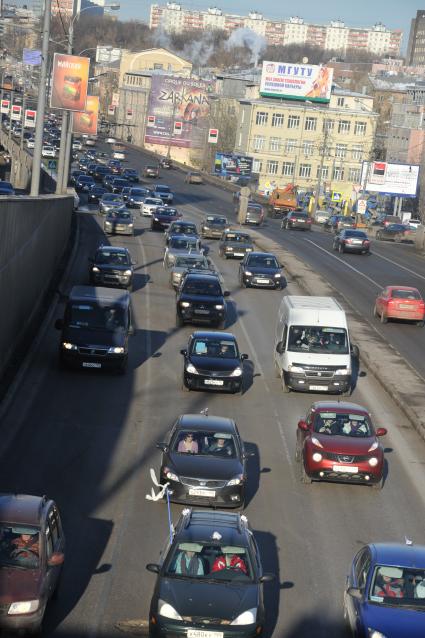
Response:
[104,209,134,236]
[239,251,286,289]
[75,174,95,192]
[109,178,130,194]
[151,206,181,231]
[176,273,229,328]
[200,215,230,239]
[333,229,371,254]
[122,168,139,182]
[157,413,248,507]
[88,185,107,203]
[126,187,151,209]
[181,331,247,394]
[219,231,254,259]
[281,211,313,230]
[89,245,134,290]
[146,508,274,638]
[376,223,413,242]
[165,221,199,244]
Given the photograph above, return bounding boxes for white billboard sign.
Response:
[361,161,419,197]
[260,61,333,103]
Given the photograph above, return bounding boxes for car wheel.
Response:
[217,319,226,330]
[176,313,184,328]
[281,372,290,393]
[182,378,190,392]
[380,311,388,324]
[416,320,425,327]
[274,359,281,378]
[341,386,351,397]
[372,475,384,490]
[373,304,378,318]
[395,234,402,243]
[295,442,301,462]
[338,243,344,254]
[301,462,312,484]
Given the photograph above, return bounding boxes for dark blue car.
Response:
[344,542,425,637]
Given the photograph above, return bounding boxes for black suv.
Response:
[89,246,134,290]
[176,273,229,328]
[146,509,274,638]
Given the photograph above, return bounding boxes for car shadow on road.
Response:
[253,530,283,638]
[132,273,151,292]
[284,614,349,637]
[244,442,260,508]
[130,328,168,369]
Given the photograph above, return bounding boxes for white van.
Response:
[274,296,355,394]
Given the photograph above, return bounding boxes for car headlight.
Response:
[335,368,349,375]
[312,452,323,462]
[128,223,133,228]
[227,474,243,486]
[214,304,224,310]
[124,269,132,276]
[62,342,77,350]
[244,270,252,276]
[368,457,379,467]
[108,347,125,354]
[92,266,100,272]
[230,367,243,377]
[186,363,198,374]
[158,599,182,620]
[274,273,281,278]
[8,600,39,615]
[288,364,304,373]
[226,246,234,251]
[311,436,323,448]
[154,217,159,222]
[368,631,388,638]
[181,301,191,308]
[246,247,253,251]
[368,441,379,452]
[231,608,257,625]
[105,222,112,227]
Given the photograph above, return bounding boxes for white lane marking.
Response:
[305,239,381,289]
[372,250,425,282]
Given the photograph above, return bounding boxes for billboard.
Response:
[50,53,90,111]
[144,75,213,149]
[260,61,333,103]
[11,105,22,121]
[361,161,419,197]
[24,109,36,127]
[1,99,10,114]
[73,96,99,136]
[214,153,253,177]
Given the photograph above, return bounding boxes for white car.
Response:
[72,140,82,151]
[141,197,164,216]
[106,137,116,144]
[42,145,56,158]
[407,218,421,230]
[85,138,96,147]
[26,138,35,149]
[314,210,331,224]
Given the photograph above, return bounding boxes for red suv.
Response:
[0,494,65,633]
[295,401,387,489]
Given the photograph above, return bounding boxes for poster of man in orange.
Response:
[73,96,99,136]
[50,53,90,111]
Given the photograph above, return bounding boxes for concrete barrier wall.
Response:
[0,195,73,378]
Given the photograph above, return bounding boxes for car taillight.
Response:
[307,218,312,223]
[364,240,370,244]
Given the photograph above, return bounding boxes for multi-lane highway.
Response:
[1,144,425,637]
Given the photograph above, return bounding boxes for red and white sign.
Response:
[173,121,182,135]
[107,105,115,115]
[126,108,133,120]
[208,128,218,144]
[0,99,10,114]
[111,92,119,107]
[147,114,156,127]
[11,104,22,121]
[24,109,36,127]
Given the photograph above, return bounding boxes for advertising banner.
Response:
[11,105,22,121]
[208,128,218,143]
[260,61,333,103]
[111,92,120,107]
[24,109,36,127]
[50,53,90,111]
[360,161,419,197]
[107,105,115,116]
[214,153,253,177]
[1,99,10,114]
[144,75,213,149]
[126,108,133,120]
[72,96,99,136]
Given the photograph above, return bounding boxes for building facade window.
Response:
[271,112,284,127]
[337,97,345,106]
[354,121,367,136]
[348,167,361,182]
[253,135,266,151]
[288,115,300,129]
[316,165,329,179]
[305,117,317,131]
[333,166,344,180]
[269,137,282,152]
[338,120,351,134]
[303,141,314,156]
[335,143,348,159]
[299,163,312,178]
[252,159,263,173]
[352,145,363,160]
[282,161,294,176]
[285,139,297,154]
[266,159,279,175]
[323,119,334,131]
[255,111,268,125]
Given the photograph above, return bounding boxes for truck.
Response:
[267,184,298,218]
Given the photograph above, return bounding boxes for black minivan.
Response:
[55,286,133,372]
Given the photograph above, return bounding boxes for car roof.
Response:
[312,401,368,414]
[177,510,248,545]
[246,251,276,258]
[69,286,130,305]
[178,414,236,433]
[369,543,425,568]
[184,273,220,282]
[223,230,251,237]
[0,494,48,526]
[96,245,129,254]
[191,330,236,341]
[170,234,198,241]
[387,285,419,291]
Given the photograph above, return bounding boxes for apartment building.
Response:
[386,100,425,164]
[149,4,403,57]
[407,10,425,66]
[234,90,377,198]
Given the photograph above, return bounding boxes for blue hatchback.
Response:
[344,542,425,637]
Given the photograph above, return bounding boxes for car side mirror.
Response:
[48,552,65,567]
[276,341,285,354]
[54,318,63,330]
[146,563,160,574]
[376,427,387,437]
[156,442,168,452]
[241,353,248,360]
[180,349,187,356]
[298,420,309,431]
[224,291,230,297]
[260,573,275,583]
[347,586,363,600]
[128,325,135,336]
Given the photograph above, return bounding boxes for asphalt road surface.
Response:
[1,147,425,637]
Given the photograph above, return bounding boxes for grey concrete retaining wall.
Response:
[0,195,73,378]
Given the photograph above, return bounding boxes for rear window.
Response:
[95,250,130,265]
[391,289,421,300]
[183,279,221,296]
[345,231,367,238]
[206,216,226,224]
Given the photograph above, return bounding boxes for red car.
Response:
[374,286,425,326]
[295,401,387,489]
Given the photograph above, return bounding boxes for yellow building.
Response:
[235,89,378,202]
[118,48,192,86]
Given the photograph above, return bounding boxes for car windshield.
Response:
[165,541,252,582]
[108,211,131,220]
[313,411,373,437]
[131,189,148,196]
[103,194,121,202]
[287,325,349,354]
[391,289,421,300]
[183,280,221,296]
[157,208,177,217]
[224,234,251,243]
[387,224,406,231]
[171,429,237,458]
[292,213,308,219]
[369,566,425,608]
[156,186,170,193]
[0,524,40,570]
[113,180,128,186]
[247,255,278,268]
[67,303,127,331]
[125,169,137,175]
[145,198,162,205]
[79,176,93,182]
[191,338,237,357]
[170,238,198,250]
[95,250,130,265]
[206,217,226,225]
[171,224,197,234]
[175,256,208,269]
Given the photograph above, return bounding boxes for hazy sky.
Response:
[119,0,418,50]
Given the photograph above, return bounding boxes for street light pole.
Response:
[30,0,51,196]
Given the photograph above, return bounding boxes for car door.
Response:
[346,547,371,633]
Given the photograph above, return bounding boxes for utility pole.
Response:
[8,88,13,140]
[30,0,51,196]
[313,122,330,213]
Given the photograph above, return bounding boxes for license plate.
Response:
[234,252,244,257]
[400,304,413,309]
[187,631,223,638]
[297,220,305,223]
[188,489,216,497]
[82,362,101,368]
[194,309,210,315]
[204,379,224,386]
[351,240,362,244]
[256,278,270,284]
[309,385,328,391]
[333,465,358,474]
